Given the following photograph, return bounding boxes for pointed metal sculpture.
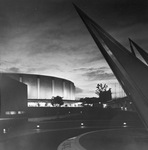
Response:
[129,38,136,57]
[74,4,148,129]
[129,38,148,65]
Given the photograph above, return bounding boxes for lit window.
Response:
[3,129,6,134]
[81,123,84,126]
[18,111,25,114]
[5,111,17,115]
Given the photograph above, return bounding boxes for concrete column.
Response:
[52,79,55,97]
[37,77,40,99]
[63,81,66,99]
[19,76,23,82]
[70,83,73,100]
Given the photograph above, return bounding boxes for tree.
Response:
[51,96,64,107]
[96,83,112,103]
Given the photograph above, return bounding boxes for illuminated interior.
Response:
[5,73,75,100]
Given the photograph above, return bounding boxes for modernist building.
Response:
[4,73,75,101]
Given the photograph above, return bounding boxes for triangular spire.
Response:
[129,38,148,65]
[74,4,148,129]
[129,38,136,57]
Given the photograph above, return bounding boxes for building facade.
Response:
[5,73,75,100]
[0,74,27,117]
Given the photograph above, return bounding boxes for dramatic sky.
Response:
[0,0,148,99]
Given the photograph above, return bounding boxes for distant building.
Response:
[107,97,135,111]
[0,73,27,117]
[4,73,76,107]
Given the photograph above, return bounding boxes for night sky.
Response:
[0,0,148,99]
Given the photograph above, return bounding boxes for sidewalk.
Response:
[58,128,148,150]
[0,113,80,141]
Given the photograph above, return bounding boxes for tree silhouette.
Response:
[51,96,64,107]
[96,83,112,103]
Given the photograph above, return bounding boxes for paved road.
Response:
[0,121,107,150]
[0,111,145,150]
[0,118,144,150]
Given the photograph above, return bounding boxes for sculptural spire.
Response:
[129,38,148,65]
[74,4,148,129]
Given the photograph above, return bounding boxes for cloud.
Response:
[0,0,147,99]
[6,67,21,73]
[74,67,115,81]
[75,87,83,94]
[84,0,148,25]
[26,64,63,74]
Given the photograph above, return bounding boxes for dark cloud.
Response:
[74,66,108,72]
[0,0,75,26]
[7,67,21,73]
[26,64,62,74]
[77,0,148,34]
[75,87,83,94]
[74,67,115,81]
[84,71,115,81]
